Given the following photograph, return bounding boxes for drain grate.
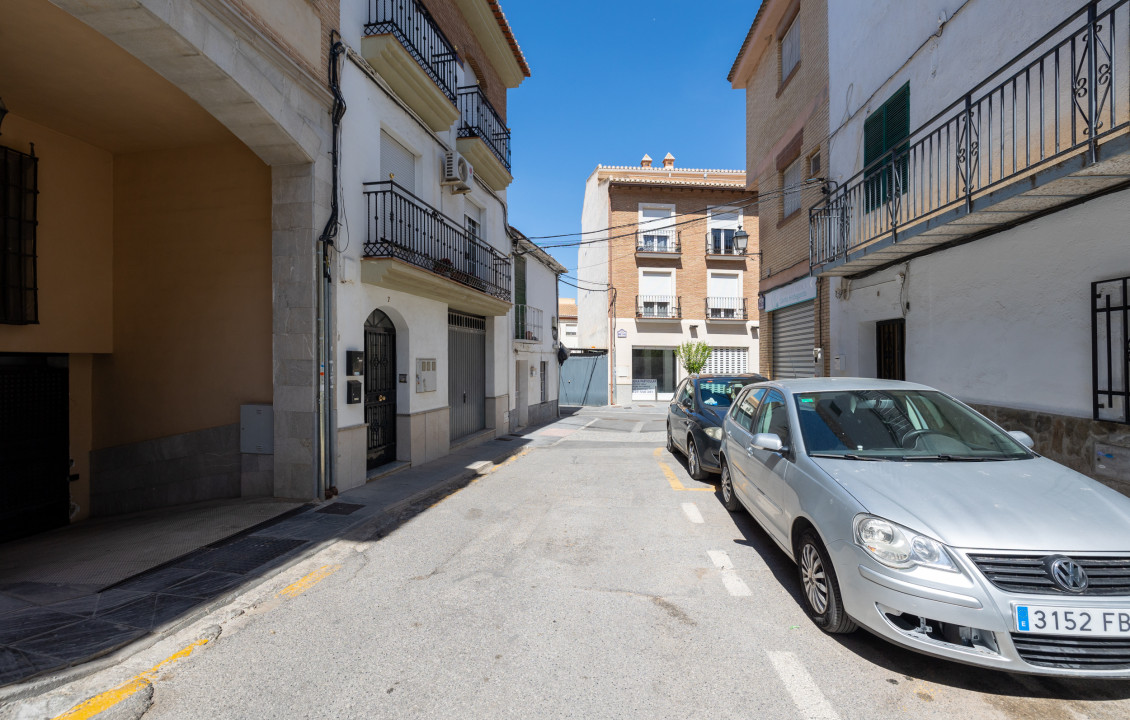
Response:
[315,502,365,516]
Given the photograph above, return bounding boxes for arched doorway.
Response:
[365,309,397,468]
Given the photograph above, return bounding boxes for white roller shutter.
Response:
[380,131,416,191]
[704,347,748,374]
[772,301,815,379]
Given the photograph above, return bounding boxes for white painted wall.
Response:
[830,187,1130,418]
[511,253,561,417]
[577,170,610,350]
[827,0,1079,184]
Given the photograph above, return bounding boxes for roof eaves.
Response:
[727,2,767,84]
[487,1,531,78]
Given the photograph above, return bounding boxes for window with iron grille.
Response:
[1,145,38,325]
[1094,277,1129,424]
[876,318,905,381]
[864,83,910,212]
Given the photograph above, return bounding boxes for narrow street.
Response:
[83,408,1130,720]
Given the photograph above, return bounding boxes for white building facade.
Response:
[510,229,566,429]
[331,0,530,492]
[816,0,1130,487]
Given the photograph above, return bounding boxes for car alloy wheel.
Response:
[800,543,828,614]
[666,423,677,454]
[687,438,707,480]
[720,463,741,512]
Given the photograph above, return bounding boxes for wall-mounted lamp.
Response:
[733,226,749,254]
[0,97,8,136]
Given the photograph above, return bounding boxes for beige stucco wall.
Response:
[0,116,114,354]
[91,141,273,449]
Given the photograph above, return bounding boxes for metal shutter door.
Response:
[704,347,748,375]
[772,302,815,379]
[448,311,486,440]
[380,131,416,191]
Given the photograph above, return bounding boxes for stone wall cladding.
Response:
[421,0,508,119]
[973,404,1130,497]
[606,186,759,317]
[228,0,341,86]
[527,399,558,427]
[90,424,242,516]
[741,0,829,377]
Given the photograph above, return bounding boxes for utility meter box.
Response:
[240,404,273,454]
[416,358,437,393]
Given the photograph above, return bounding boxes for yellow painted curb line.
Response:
[53,637,210,720]
[654,447,714,492]
[278,564,342,598]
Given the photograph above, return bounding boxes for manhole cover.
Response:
[315,502,365,516]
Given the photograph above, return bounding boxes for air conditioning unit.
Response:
[441,150,473,194]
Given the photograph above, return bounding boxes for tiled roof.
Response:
[607,177,749,189]
[488,1,531,78]
[597,164,745,174]
[727,3,767,83]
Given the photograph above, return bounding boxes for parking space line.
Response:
[681,502,704,524]
[653,448,715,492]
[707,550,752,596]
[766,651,841,720]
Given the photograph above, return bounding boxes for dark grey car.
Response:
[666,373,767,479]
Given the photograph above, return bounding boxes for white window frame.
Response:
[707,205,744,254]
[780,17,800,82]
[782,158,803,218]
[707,270,743,318]
[637,203,676,251]
[638,268,676,318]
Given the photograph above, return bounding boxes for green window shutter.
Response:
[863,109,886,169]
[515,255,526,306]
[885,83,911,150]
[863,83,910,212]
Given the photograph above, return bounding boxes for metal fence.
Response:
[1094,275,1129,424]
[705,233,746,256]
[365,0,458,102]
[363,181,511,301]
[514,304,543,341]
[636,231,680,254]
[636,295,681,319]
[811,0,1130,268]
[706,297,747,320]
[457,86,511,170]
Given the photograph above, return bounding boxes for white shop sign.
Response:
[632,378,657,400]
[763,276,817,313]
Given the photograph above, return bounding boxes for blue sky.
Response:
[502,1,759,299]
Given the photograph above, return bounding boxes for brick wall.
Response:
[422,0,509,119]
[606,185,758,319]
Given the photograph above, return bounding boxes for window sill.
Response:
[776,60,801,99]
[777,209,801,229]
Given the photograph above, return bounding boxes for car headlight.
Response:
[853,515,958,572]
[703,426,723,441]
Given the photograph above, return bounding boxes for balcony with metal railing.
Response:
[810,0,1130,276]
[705,297,748,321]
[362,0,460,132]
[362,181,512,315]
[636,295,682,320]
[705,232,747,259]
[457,85,513,191]
[513,304,544,342]
[635,231,681,258]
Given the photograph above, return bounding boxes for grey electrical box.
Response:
[240,404,273,454]
[416,358,437,393]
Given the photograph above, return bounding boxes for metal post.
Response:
[964,94,973,213]
[1087,0,1099,164]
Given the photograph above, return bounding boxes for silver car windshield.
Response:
[794,390,1033,461]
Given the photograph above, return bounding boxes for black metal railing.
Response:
[1093,275,1129,424]
[705,232,746,256]
[811,0,1130,268]
[365,0,458,103]
[458,86,511,170]
[635,231,681,254]
[706,297,747,320]
[363,181,511,301]
[636,295,681,319]
[514,304,543,341]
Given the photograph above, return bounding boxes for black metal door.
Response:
[876,318,906,381]
[365,310,397,469]
[0,354,69,542]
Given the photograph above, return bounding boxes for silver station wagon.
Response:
[718,377,1130,677]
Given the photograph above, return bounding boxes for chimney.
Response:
[662,152,675,169]
[640,154,653,168]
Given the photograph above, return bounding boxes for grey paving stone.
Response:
[174,537,307,575]
[11,618,146,664]
[0,593,33,616]
[0,582,98,605]
[0,645,63,686]
[45,589,149,618]
[0,608,85,645]
[111,566,199,594]
[161,571,245,599]
[99,594,202,631]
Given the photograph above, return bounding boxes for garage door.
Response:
[448,311,486,440]
[703,347,748,375]
[772,302,815,379]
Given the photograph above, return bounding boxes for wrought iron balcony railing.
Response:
[811,0,1130,269]
[706,297,748,320]
[636,295,681,319]
[706,232,747,256]
[365,0,458,103]
[514,304,543,342]
[635,231,681,254]
[458,86,511,171]
[363,181,511,301]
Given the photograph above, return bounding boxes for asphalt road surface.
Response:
[139,407,1130,720]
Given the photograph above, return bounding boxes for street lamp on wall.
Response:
[733,226,749,254]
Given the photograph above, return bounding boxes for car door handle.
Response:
[746,446,754,457]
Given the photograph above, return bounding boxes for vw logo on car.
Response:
[1047,556,1090,593]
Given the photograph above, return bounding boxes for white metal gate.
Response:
[448,311,486,440]
[772,301,815,379]
[703,347,748,375]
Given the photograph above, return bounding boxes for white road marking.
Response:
[766,651,841,720]
[681,502,704,524]
[631,421,645,433]
[707,550,752,596]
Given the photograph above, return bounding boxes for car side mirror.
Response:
[751,433,784,453]
[1008,430,1035,449]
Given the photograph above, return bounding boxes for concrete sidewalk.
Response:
[0,417,584,693]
